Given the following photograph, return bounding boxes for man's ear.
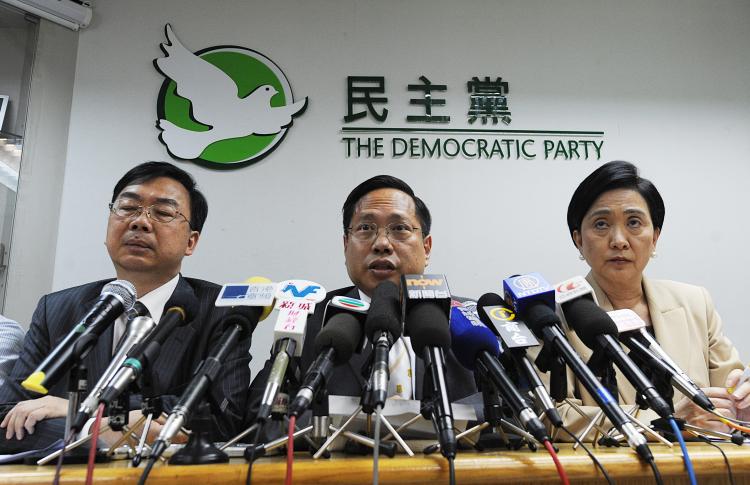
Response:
[185,231,200,256]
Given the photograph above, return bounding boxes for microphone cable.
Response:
[668,417,697,485]
[712,411,750,433]
[646,455,664,485]
[85,403,105,485]
[559,425,613,485]
[448,456,456,485]
[695,435,735,485]
[285,415,296,485]
[245,423,263,485]
[373,405,382,485]
[52,422,77,485]
[542,439,569,485]
[138,453,157,485]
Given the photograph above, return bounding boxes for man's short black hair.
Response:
[111,161,208,232]
[567,161,665,247]
[342,175,431,236]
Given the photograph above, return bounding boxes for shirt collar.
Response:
[356,288,371,304]
[138,274,180,324]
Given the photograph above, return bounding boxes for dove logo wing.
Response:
[154,24,308,167]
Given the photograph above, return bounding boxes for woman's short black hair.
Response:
[111,161,208,232]
[566,161,665,246]
[342,175,431,236]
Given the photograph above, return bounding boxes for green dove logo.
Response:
[154,24,307,167]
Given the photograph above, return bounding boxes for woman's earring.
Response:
[578,253,585,261]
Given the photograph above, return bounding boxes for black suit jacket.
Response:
[246,286,477,426]
[0,276,251,452]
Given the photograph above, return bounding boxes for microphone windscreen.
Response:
[476,292,505,326]
[365,280,402,341]
[220,306,263,336]
[450,305,500,370]
[563,297,618,349]
[522,301,560,336]
[164,284,200,324]
[406,302,450,354]
[103,280,137,310]
[313,312,362,364]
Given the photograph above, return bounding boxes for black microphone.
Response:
[609,309,716,412]
[22,280,136,395]
[402,274,456,460]
[450,302,549,443]
[97,300,196,406]
[476,292,563,428]
[150,306,263,460]
[288,301,365,417]
[365,280,402,408]
[504,273,652,461]
[561,296,673,420]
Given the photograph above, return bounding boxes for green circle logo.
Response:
[155,25,307,168]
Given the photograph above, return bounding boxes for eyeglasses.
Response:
[109,200,191,227]
[347,222,421,242]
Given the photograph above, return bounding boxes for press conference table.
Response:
[2,443,748,484]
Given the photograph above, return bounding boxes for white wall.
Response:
[18,0,750,378]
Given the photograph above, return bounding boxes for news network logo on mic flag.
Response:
[482,304,539,348]
[503,273,555,314]
[154,24,307,168]
[275,280,326,303]
[403,274,450,299]
[330,296,369,313]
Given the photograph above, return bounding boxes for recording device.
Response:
[504,273,652,461]
[22,280,137,395]
[555,276,672,420]
[402,273,456,460]
[71,314,156,432]
[450,302,549,442]
[476,293,562,428]
[609,308,715,412]
[288,297,367,417]
[365,280,402,408]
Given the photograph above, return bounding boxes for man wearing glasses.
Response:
[247,175,476,426]
[0,162,250,452]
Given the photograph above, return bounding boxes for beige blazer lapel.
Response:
[642,277,695,384]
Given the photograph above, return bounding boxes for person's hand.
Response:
[674,386,736,432]
[0,396,69,440]
[98,411,188,447]
[726,368,750,421]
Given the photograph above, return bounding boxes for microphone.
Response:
[71,315,156,432]
[555,277,672,420]
[610,309,715,412]
[365,280,402,408]
[98,301,196,406]
[402,274,456,460]
[504,273,652,461]
[22,280,137,395]
[288,298,366,417]
[256,279,329,422]
[151,305,269,460]
[450,302,549,442]
[476,293,563,428]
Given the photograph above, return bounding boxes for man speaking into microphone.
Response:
[0,162,251,453]
[247,175,475,426]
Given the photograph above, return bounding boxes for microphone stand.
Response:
[237,362,331,460]
[310,355,409,459]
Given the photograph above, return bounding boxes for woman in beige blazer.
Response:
[561,160,745,437]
